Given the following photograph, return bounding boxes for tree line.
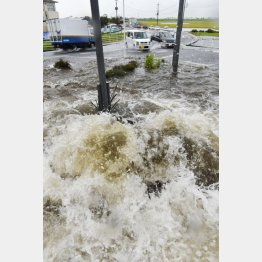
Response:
[82,15,124,27]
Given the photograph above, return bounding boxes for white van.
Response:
[125,30,151,50]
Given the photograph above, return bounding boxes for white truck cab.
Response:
[125,30,151,50]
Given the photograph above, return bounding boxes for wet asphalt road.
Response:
[43,32,218,67]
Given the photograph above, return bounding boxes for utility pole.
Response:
[156,3,159,26]
[172,0,185,73]
[115,0,118,20]
[90,0,110,111]
[123,0,126,41]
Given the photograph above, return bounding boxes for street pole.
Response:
[115,0,118,20]
[156,3,159,26]
[123,0,126,41]
[90,0,110,111]
[172,0,185,74]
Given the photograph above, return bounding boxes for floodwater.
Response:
[43,56,219,261]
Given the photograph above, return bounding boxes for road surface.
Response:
[44,32,218,68]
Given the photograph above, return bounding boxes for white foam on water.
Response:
[44,112,218,261]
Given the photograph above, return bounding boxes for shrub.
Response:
[144,53,154,69]
[144,54,161,70]
[155,59,161,68]
[206,28,216,33]
[106,68,127,78]
[122,60,138,71]
[54,59,71,69]
[191,29,198,33]
[105,60,138,78]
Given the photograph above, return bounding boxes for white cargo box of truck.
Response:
[47,17,95,49]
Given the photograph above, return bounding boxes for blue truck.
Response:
[47,18,95,50]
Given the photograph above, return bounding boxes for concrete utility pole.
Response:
[123,0,126,41]
[90,0,110,111]
[115,0,118,19]
[156,3,159,26]
[172,0,186,73]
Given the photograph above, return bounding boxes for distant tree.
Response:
[100,15,109,27]
[82,16,91,22]
[82,16,93,25]
[110,16,122,25]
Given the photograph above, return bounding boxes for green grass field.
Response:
[102,32,124,44]
[43,41,54,52]
[190,32,219,37]
[138,19,219,30]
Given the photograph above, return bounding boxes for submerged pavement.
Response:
[44,32,219,68]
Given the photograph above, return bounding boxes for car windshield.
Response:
[134,32,148,39]
[159,31,172,38]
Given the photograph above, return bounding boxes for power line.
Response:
[160,9,177,16]
[125,4,155,14]
[121,3,178,18]
[160,4,177,12]
[124,3,176,14]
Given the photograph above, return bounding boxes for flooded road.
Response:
[44,33,219,261]
[44,32,218,66]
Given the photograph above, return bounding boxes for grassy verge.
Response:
[138,19,219,30]
[191,32,219,37]
[190,29,219,37]
[43,41,55,52]
[102,32,124,44]
[106,60,138,78]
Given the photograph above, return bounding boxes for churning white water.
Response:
[44,58,218,261]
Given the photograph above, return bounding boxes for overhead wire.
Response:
[125,3,155,14]
[160,4,177,12]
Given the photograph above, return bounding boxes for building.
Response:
[43,0,59,21]
[43,0,59,40]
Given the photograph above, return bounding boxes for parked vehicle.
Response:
[102,24,121,33]
[46,17,95,50]
[151,30,176,48]
[125,30,151,51]
[163,28,176,38]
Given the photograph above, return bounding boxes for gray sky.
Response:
[56,0,219,19]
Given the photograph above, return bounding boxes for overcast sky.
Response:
[56,0,219,19]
